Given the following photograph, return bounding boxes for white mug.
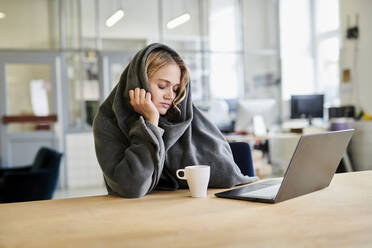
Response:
[176,165,210,197]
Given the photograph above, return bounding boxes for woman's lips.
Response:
[161,103,171,109]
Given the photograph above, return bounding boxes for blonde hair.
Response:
[145,48,190,112]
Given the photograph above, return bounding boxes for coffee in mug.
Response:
[176,165,210,197]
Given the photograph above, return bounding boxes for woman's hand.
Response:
[129,88,160,126]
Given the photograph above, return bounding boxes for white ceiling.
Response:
[81,0,201,40]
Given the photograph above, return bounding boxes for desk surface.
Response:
[225,132,301,142]
[1,171,372,248]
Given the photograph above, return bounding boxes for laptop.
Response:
[216,129,354,203]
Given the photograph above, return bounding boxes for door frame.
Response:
[0,50,67,187]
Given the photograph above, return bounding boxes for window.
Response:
[208,0,243,99]
[280,0,340,106]
[314,0,340,106]
[280,0,314,99]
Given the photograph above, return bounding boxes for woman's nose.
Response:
[165,88,174,100]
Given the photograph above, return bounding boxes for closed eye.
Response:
[158,83,167,89]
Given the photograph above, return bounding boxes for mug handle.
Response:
[176,169,186,180]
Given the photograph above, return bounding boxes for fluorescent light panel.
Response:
[106,9,124,27]
[0,12,6,19]
[167,13,191,29]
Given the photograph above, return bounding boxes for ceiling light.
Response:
[167,13,191,29]
[0,12,6,19]
[105,9,124,27]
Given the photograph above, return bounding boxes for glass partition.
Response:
[0,0,281,130]
[182,52,205,101]
[6,64,53,132]
[66,51,101,129]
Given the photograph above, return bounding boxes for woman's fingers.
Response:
[129,88,151,112]
[145,92,152,103]
[140,89,146,104]
[134,88,140,105]
[130,88,149,103]
[128,88,159,125]
[129,90,134,101]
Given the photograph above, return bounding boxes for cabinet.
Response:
[350,121,372,171]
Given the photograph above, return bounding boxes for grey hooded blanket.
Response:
[93,43,258,198]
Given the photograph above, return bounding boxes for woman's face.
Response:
[148,63,181,115]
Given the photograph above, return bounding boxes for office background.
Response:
[0,0,371,198]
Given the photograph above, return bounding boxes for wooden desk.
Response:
[1,171,372,248]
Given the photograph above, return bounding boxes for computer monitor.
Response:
[290,94,324,125]
[234,98,277,134]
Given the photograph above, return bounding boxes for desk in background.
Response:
[225,132,301,177]
[225,128,353,176]
[1,171,372,248]
[224,132,301,143]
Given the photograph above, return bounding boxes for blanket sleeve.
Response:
[191,106,259,187]
[93,113,165,198]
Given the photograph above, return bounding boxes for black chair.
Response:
[229,142,255,177]
[0,147,63,203]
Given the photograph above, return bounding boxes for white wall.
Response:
[66,133,104,188]
[243,0,277,50]
[243,0,280,97]
[340,0,372,171]
[242,0,281,122]
[340,0,372,114]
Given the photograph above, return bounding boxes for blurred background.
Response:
[0,0,371,200]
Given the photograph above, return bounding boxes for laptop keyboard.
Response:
[240,184,281,199]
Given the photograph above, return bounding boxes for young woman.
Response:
[93,43,257,198]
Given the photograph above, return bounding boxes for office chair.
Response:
[0,147,63,203]
[228,142,255,177]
